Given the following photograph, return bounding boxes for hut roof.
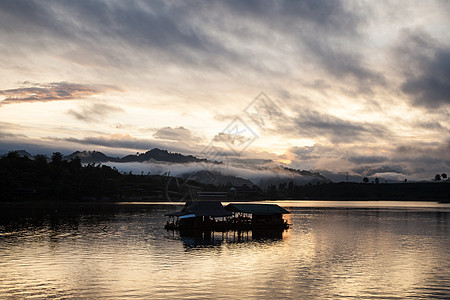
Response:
[165,201,232,218]
[225,203,290,215]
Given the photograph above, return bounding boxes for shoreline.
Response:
[0,198,447,206]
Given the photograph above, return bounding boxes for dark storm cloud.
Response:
[67,103,124,122]
[279,109,391,143]
[394,140,450,162]
[0,0,189,46]
[0,0,383,84]
[220,0,384,87]
[219,0,361,34]
[402,49,450,108]
[288,145,321,160]
[0,82,120,105]
[347,155,388,165]
[306,39,386,88]
[397,30,450,108]
[0,0,235,70]
[0,0,57,34]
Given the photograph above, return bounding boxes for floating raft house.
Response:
[225,203,290,229]
[165,201,289,231]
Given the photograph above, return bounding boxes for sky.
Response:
[0,0,449,181]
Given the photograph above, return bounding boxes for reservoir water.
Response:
[1,201,449,299]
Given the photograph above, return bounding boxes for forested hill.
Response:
[63,148,216,164]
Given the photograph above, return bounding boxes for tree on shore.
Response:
[434,174,441,181]
[51,152,63,165]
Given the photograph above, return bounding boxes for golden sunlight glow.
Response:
[0,0,448,180]
[277,159,292,165]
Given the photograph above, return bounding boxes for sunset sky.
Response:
[1,0,449,181]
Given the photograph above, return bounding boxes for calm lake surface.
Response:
[1,201,449,299]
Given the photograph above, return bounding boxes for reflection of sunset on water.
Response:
[0,202,448,299]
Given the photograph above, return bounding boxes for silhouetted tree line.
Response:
[1,151,448,202]
[263,180,449,201]
[434,173,448,181]
[0,151,188,201]
[0,151,115,201]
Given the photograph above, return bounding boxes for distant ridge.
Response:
[0,150,34,159]
[63,148,217,164]
[2,148,330,185]
[119,148,210,163]
[64,150,117,163]
[182,170,255,187]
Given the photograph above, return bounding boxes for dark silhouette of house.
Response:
[225,203,290,228]
[165,201,290,231]
[165,201,232,230]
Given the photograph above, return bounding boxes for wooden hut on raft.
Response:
[165,201,290,231]
[224,203,290,229]
[165,201,232,231]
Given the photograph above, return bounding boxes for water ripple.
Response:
[0,202,449,299]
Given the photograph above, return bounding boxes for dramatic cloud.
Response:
[0,0,239,74]
[0,82,121,105]
[67,103,124,122]
[286,139,450,181]
[0,0,381,84]
[347,155,388,165]
[351,165,408,177]
[1,1,449,181]
[153,126,199,143]
[393,140,450,166]
[278,109,391,144]
[288,145,321,161]
[397,30,450,108]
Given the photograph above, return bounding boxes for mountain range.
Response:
[63,148,216,164]
[4,148,418,185]
[2,148,329,186]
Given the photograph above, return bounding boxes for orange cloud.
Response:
[0,81,121,105]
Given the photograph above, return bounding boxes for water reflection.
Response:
[167,229,287,249]
[0,202,449,299]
